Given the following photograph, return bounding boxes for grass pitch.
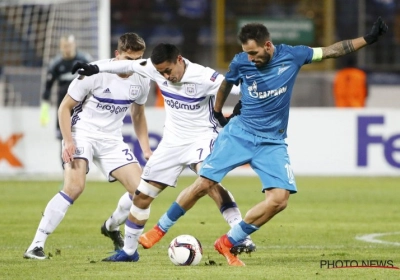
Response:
[0,176,399,280]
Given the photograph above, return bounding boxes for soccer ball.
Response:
[168,234,203,266]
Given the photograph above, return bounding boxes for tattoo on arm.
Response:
[220,80,233,97]
[322,40,356,59]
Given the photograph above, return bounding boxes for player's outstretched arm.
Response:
[72,62,99,76]
[319,16,388,60]
[72,60,137,76]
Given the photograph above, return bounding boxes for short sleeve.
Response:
[67,75,94,102]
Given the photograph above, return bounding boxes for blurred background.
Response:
[0,0,399,178]
[1,0,399,107]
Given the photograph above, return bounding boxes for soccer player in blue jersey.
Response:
[138,17,388,266]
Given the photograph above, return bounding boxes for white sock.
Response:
[220,188,243,228]
[123,220,144,255]
[222,207,243,228]
[105,192,131,231]
[27,192,72,251]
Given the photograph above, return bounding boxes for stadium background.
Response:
[0,0,399,178]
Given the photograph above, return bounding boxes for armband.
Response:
[312,48,323,62]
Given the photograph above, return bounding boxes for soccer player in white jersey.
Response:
[23,33,152,260]
[73,43,256,262]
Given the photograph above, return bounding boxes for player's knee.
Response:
[266,189,290,213]
[194,177,216,197]
[136,179,162,199]
[130,203,150,221]
[62,183,85,200]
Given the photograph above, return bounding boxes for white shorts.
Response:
[141,135,217,187]
[63,134,140,182]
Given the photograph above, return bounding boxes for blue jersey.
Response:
[225,44,313,139]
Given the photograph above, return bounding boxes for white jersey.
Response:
[98,58,239,146]
[68,59,150,140]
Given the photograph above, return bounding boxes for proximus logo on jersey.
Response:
[96,103,128,114]
[165,99,200,110]
[248,81,287,99]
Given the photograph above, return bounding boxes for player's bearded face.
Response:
[253,49,271,68]
[243,40,272,67]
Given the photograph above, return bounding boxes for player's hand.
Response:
[40,101,50,126]
[143,150,153,161]
[364,16,388,45]
[226,100,242,121]
[213,109,228,127]
[62,140,75,163]
[71,62,99,76]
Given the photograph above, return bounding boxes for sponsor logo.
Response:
[162,81,168,86]
[247,81,287,99]
[0,134,24,167]
[246,74,256,79]
[357,116,400,168]
[96,103,129,114]
[103,88,111,93]
[165,99,200,110]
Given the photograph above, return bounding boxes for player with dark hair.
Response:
[24,33,152,260]
[72,43,254,262]
[136,17,388,266]
[40,34,92,139]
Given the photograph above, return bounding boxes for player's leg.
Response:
[197,162,256,255]
[214,139,296,266]
[24,158,87,259]
[140,127,251,256]
[102,141,174,260]
[100,162,142,251]
[100,192,131,250]
[153,175,216,234]
[103,179,166,261]
[136,143,195,249]
[95,140,140,252]
[138,138,220,248]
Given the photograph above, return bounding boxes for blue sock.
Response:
[227,221,259,245]
[158,202,186,232]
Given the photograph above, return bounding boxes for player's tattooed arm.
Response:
[214,79,233,112]
[321,37,367,59]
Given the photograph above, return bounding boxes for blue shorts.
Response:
[199,124,297,193]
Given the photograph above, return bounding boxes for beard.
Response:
[254,50,271,68]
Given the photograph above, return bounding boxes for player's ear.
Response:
[265,41,272,50]
[114,50,119,59]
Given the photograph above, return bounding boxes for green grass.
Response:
[1,177,400,280]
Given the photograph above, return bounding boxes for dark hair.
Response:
[150,43,180,65]
[238,23,270,46]
[118,33,146,53]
